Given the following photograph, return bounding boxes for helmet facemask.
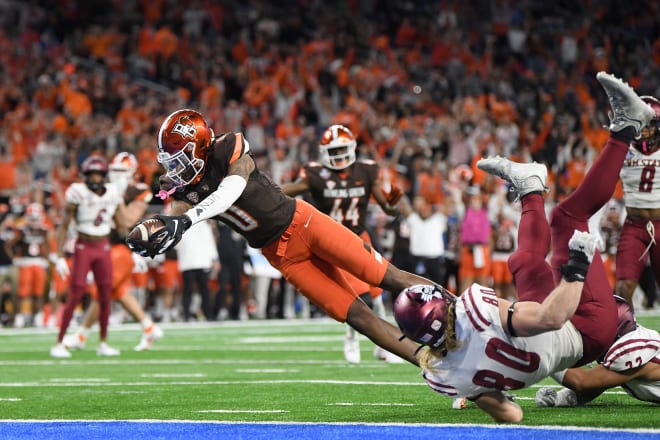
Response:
[157,109,213,186]
[157,141,205,186]
[81,156,108,194]
[633,96,660,154]
[84,171,107,194]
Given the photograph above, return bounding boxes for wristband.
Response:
[561,249,590,282]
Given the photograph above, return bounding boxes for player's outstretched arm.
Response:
[280,178,310,197]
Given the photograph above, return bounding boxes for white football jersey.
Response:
[602,325,660,404]
[65,182,122,237]
[620,146,660,209]
[423,284,583,399]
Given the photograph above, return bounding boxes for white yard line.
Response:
[328,402,414,406]
[0,359,370,366]
[0,379,426,387]
[140,373,207,378]
[197,410,289,413]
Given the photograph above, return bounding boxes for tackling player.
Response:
[392,72,654,422]
[536,295,660,407]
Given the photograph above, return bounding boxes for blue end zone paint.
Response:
[2,422,659,440]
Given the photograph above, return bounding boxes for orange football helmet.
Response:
[319,124,357,170]
[25,202,45,226]
[157,109,214,186]
[109,152,138,185]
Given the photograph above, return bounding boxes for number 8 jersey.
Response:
[422,284,584,399]
[620,146,660,208]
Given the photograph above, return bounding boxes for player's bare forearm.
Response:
[502,279,582,337]
[564,363,649,392]
[280,179,309,197]
[475,391,523,423]
[56,204,76,257]
[168,200,193,216]
[113,209,129,238]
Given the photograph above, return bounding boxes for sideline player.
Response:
[63,153,163,352]
[615,95,660,310]
[280,124,402,363]
[50,156,126,358]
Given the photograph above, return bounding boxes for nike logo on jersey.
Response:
[304,214,312,228]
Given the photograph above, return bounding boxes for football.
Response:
[128,218,166,242]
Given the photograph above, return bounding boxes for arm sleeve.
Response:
[184,174,247,225]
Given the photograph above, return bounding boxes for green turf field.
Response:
[0,315,657,427]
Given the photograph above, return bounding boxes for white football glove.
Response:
[536,387,579,407]
[568,230,602,264]
[131,253,148,273]
[54,257,70,279]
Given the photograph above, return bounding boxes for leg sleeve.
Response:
[507,194,554,302]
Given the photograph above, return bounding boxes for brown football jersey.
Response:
[172,132,296,248]
[300,159,379,235]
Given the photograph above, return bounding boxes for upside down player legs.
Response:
[392,72,655,422]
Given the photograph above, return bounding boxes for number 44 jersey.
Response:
[300,159,379,236]
[422,284,584,399]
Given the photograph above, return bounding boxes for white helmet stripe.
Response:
[158,111,179,151]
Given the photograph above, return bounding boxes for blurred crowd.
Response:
[0,0,659,328]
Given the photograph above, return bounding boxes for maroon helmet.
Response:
[632,96,660,154]
[81,155,108,175]
[613,295,637,339]
[393,284,457,349]
[81,155,108,193]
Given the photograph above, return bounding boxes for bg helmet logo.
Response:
[172,121,197,139]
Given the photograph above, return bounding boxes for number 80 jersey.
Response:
[422,284,584,399]
[621,146,660,209]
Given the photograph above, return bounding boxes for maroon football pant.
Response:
[508,136,624,365]
[57,238,113,342]
[616,217,660,284]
